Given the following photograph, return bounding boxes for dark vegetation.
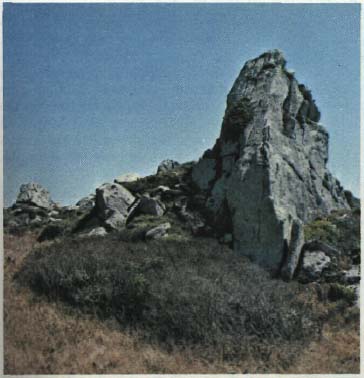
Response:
[221,98,254,141]
[18,234,323,361]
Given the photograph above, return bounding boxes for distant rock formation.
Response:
[114,173,141,184]
[192,50,352,275]
[157,159,180,174]
[16,182,52,209]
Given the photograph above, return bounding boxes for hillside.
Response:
[4,50,360,374]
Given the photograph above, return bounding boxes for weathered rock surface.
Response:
[137,196,165,216]
[192,50,351,273]
[145,222,171,240]
[114,173,141,184]
[302,251,331,279]
[95,183,135,230]
[157,159,180,174]
[16,182,52,209]
[281,219,304,280]
[76,194,95,211]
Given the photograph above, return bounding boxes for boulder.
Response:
[302,251,331,279]
[191,50,350,273]
[157,159,180,174]
[16,182,52,209]
[95,183,135,230]
[145,223,171,240]
[76,194,95,211]
[114,173,141,184]
[137,196,165,216]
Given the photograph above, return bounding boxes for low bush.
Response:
[304,210,360,254]
[328,284,356,305]
[18,235,322,360]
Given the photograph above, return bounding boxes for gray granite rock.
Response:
[114,173,141,184]
[16,182,52,209]
[76,194,95,211]
[192,50,350,273]
[87,227,108,237]
[95,183,135,230]
[281,219,305,280]
[302,251,331,279]
[137,196,165,216]
[192,158,216,191]
[157,159,180,174]
[145,222,171,240]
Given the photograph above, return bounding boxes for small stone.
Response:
[145,223,171,240]
[48,217,63,223]
[30,216,43,226]
[87,227,107,237]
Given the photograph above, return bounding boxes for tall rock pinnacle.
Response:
[192,50,351,275]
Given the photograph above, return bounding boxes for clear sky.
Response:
[3,3,360,206]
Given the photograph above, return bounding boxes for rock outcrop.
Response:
[16,182,52,209]
[95,183,135,230]
[157,159,180,174]
[114,173,141,184]
[76,194,95,211]
[192,50,351,274]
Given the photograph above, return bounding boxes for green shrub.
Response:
[304,219,338,244]
[221,98,253,141]
[18,235,321,360]
[328,284,356,305]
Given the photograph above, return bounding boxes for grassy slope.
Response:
[4,233,359,374]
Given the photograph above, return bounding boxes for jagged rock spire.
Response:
[192,50,350,275]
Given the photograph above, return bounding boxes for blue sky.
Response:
[3,3,360,206]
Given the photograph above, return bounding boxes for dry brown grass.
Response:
[287,314,360,374]
[4,233,360,374]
